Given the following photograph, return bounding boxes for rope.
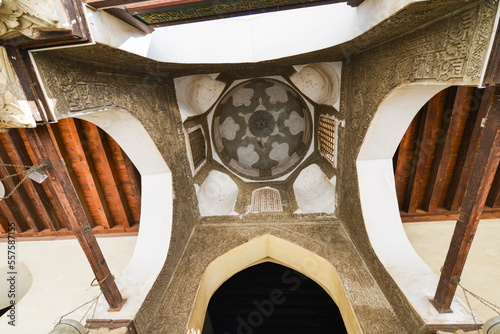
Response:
[90,272,113,287]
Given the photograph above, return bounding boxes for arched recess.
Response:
[187,234,363,334]
[356,83,474,324]
[76,110,173,319]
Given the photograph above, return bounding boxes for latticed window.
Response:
[251,188,282,213]
[318,116,335,165]
[188,128,206,169]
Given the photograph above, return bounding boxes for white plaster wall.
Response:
[83,1,423,64]
[405,220,500,323]
[0,236,137,333]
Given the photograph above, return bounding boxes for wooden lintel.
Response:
[432,86,500,313]
[23,126,125,310]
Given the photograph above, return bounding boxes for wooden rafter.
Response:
[56,118,113,229]
[404,90,447,213]
[0,132,55,231]
[445,88,489,211]
[81,121,131,228]
[394,113,421,208]
[423,87,473,212]
[23,124,126,310]
[432,86,500,312]
[107,136,142,225]
[0,145,40,232]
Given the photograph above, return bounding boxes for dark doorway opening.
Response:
[203,261,347,334]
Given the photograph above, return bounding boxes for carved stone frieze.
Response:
[0,0,70,40]
[34,53,168,117]
[0,46,35,130]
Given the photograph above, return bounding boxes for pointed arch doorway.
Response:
[187,235,363,334]
[203,261,347,333]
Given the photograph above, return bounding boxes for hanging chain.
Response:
[460,283,500,315]
[460,284,480,334]
[0,161,50,200]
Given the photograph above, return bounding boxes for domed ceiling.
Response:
[212,78,312,180]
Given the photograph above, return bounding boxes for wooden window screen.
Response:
[318,117,335,164]
[188,128,206,169]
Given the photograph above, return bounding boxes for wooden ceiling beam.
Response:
[445,88,490,211]
[404,91,446,213]
[0,132,56,231]
[49,124,96,229]
[23,124,125,310]
[19,129,67,231]
[486,165,500,208]
[424,87,473,212]
[394,114,421,209]
[107,136,141,225]
[432,86,500,313]
[81,121,131,228]
[56,119,113,229]
[0,143,41,232]
[0,200,23,233]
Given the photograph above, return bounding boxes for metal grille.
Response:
[318,117,335,164]
[251,188,282,213]
[188,128,206,169]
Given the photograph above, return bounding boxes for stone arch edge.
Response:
[187,234,363,334]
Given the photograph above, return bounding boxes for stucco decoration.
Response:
[197,170,238,216]
[213,78,312,180]
[290,62,341,108]
[174,74,225,120]
[293,164,335,213]
[0,0,69,40]
[0,47,35,130]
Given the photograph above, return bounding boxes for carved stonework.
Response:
[0,47,35,130]
[0,0,69,40]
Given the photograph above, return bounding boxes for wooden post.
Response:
[24,125,125,311]
[432,86,500,313]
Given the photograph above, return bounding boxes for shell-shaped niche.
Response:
[290,63,340,107]
[175,74,225,120]
[197,170,239,216]
[293,164,335,213]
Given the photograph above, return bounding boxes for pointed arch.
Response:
[187,234,363,334]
